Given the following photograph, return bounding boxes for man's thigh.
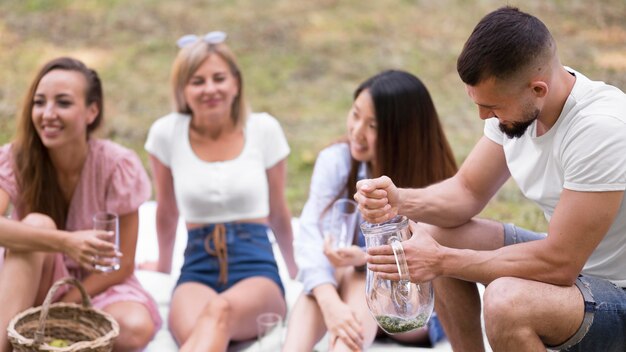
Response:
[422,218,506,251]
[553,275,626,351]
[485,276,585,347]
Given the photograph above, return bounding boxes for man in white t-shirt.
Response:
[354,6,626,352]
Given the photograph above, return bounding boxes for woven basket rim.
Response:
[7,301,120,350]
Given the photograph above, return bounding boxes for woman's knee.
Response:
[200,296,232,321]
[21,213,57,230]
[169,295,233,344]
[107,303,155,351]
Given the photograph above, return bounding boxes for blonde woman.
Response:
[145,31,297,351]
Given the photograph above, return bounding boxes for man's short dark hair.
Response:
[457,6,554,85]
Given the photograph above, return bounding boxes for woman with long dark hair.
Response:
[284,70,457,351]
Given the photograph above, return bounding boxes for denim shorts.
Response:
[177,222,284,295]
[427,313,446,346]
[503,223,626,351]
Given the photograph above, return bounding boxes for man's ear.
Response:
[531,80,548,98]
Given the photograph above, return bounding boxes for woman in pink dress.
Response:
[0,57,161,352]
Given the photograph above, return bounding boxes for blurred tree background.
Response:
[1,0,625,231]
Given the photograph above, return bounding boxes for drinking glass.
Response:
[326,199,358,249]
[92,211,120,272]
[256,312,283,352]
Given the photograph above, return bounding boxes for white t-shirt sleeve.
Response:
[561,115,626,191]
[258,113,290,168]
[144,113,177,168]
[484,118,504,145]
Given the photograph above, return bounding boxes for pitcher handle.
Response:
[389,236,410,281]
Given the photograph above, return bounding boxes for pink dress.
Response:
[0,139,162,329]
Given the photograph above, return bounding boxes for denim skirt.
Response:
[177,222,284,295]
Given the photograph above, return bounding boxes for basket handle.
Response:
[34,277,92,346]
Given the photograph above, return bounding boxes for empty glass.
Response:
[326,199,358,249]
[256,312,283,351]
[92,211,120,272]
[361,216,434,334]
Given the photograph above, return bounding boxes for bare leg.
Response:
[169,282,218,345]
[423,218,505,352]
[434,277,484,351]
[175,277,286,352]
[484,277,583,351]
[335,267,431,350]
[282,293,327,352]
[0,214,58,352]
[103,301,156,352]
[0,251,50,352]
[179,295,232,352]
[332,267,377,352]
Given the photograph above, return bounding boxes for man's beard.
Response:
[499,107,540,139]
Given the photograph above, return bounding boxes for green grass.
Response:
[1,0,625,231]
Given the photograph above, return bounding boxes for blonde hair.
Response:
[170,40,247,126]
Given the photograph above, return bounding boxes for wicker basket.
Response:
[7,277,120,352]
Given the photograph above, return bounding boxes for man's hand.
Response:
[354,176,400,223]
[367,221,443,283]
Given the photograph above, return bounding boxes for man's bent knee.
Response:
[483,277,530,328]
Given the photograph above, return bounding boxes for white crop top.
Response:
[145,112,290,223]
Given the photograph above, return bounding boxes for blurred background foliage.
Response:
[1,0,625,231]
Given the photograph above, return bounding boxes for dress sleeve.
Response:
[0,144,18,203]
[295,143,351,294]
[144,114,176,168]
[105,150,152,216]
[259,113,290,168]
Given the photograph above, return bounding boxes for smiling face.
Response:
[183,53,239,123]
[466,77,541,138]
[31,69,98,150]
[347,89,378,165]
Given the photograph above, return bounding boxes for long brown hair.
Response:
[13,57,103,229]
[344,70,457,203]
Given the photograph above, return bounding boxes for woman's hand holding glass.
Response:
[325,199,358,249]
[62,230,120,271]
[323,236,368,268]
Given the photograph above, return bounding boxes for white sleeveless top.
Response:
[145,112,290,223]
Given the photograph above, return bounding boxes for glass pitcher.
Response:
[361,216,434,334]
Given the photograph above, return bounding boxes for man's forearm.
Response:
[398,180,485,227]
